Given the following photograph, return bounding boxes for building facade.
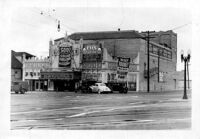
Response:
[11,50,35,90]
[23,57,51,91]
[40,35,81,91]
[67,30,177,91]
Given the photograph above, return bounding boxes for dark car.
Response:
[106,82,128,94]
[11,81,29,94]
[80,80,96,93]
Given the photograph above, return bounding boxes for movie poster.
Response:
[117,57,130,81]
[59,46,72,67]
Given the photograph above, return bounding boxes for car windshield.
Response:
[100,83,106,86]
[95,83,106,86]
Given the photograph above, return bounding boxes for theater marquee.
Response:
[82,43,103,62]
[40,72,73,80]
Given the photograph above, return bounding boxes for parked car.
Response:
[89,83,112,94]
[80,80,96,93]
[11,81,29,94]
[106,82,128,94]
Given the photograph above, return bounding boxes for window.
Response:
[163,50,168,57]
[15,71,18,74]
[107,73,110,81]
[30,72,33,77]
[100,83,106,86]
[159,49,163,56]
[25,72,28,76]
[167,51,172,59]
[149,44,153,52]
[74,49,79,55]
[152,46,158,54]
[34,72,36,76]
[111,73,116,81]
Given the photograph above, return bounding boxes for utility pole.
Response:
[142,31,155,92]
[147,31,150,92]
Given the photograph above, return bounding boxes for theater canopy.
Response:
[40,71,81,80]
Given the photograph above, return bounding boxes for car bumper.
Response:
[101,90,112,93]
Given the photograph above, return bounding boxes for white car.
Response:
[89,83,112,94]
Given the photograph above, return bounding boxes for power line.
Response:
[171,22,192,31]
[31,7,78,33]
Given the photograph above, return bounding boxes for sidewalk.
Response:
[128,89,191,94]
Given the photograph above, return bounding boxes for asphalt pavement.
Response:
[11,90,191,130]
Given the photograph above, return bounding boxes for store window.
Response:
[107,73,110,81]
[111,73,116,81]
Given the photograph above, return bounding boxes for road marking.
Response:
[11,119,37,123]
[11,105,103,115]
[136,119,155,122]
[67,113,87,118]
[35,108,42,110]
[67,103,157,118]
[130,96,138,98]
[67,110,99,118]
[54,118,63,121]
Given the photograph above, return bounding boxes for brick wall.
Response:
[103,39,141,59]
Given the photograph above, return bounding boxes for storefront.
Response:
[40,71,81,91]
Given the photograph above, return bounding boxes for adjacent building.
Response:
[11,50,35,89]
[23,57,51,91]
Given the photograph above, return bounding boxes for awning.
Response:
[40,71,81,80]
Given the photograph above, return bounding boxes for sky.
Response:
[9,7,192,71]
[1,1,194,72]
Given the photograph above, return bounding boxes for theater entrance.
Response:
[54,80,75,91]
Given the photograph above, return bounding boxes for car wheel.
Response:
[15,91,18,94]
[20,89,25,94]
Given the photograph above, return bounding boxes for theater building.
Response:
[68,30,177,91]
[40,35,81,91]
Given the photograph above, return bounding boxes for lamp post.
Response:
[157,49,160,82]
[181,50,191,99]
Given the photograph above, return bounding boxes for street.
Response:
[11,90,191,130]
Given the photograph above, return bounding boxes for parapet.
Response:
[24,56,50,63]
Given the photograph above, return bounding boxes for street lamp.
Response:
[181,50,191,99]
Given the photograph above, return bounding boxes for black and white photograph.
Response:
[1,0,200,138]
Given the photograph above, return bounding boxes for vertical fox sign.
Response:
[117,57,130,81]
[59,46,72,67]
